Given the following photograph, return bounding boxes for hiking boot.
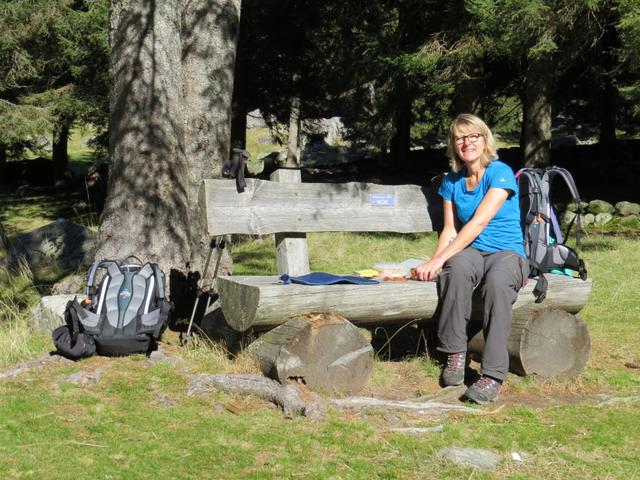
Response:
[440,352,466,386]
[464,376,501,404]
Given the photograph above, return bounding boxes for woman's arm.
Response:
[414,188,509,281]
[433,200,457,257]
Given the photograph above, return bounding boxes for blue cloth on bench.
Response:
[280,272,379,286]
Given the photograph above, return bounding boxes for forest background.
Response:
[2,0,640,300]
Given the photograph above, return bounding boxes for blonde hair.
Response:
[446,113,498,173]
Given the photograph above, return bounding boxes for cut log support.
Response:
[468,308,590,378]
[248,313,373,394]
[216,275,592,332]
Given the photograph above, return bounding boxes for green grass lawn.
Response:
[1,131,638,477]
[1,231,639,479]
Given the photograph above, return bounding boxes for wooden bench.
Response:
[199,170,592,380]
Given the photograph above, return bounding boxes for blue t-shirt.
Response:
[438,160,526,257]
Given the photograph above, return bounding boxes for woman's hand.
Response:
[413,257,445,282]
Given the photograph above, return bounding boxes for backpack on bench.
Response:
[53,258,173,358]
[516,166,588,303]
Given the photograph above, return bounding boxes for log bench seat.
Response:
[199,170,592,381]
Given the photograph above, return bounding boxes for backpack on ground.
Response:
[53,258,173,358]
[516,166,588,303]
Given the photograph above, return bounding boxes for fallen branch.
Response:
[331,396,479,415]
[186,374,326,419]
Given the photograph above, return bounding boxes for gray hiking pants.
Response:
[436,247,528,381]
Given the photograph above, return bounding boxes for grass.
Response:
[1,230,639,479]
[1,134,639,477]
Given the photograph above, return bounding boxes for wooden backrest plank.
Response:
[199,178,435,236]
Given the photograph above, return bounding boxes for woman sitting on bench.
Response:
[414,113,528,403]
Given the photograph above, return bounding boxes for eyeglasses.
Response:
[454,133,483,145]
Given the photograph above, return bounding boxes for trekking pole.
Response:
[183,236,225,343]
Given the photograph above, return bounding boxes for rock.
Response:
[0,354,74,379]
[28,294,77,332]
[246,109,268,129]
[551,134,580,148]
[580,213,595,226]
[565,201,589,213]
[51,274,86,295]
[594,212,613,226]
[587,199,615,215]
[560,210,596,227]
[615,201,640,217]
[66,368,104,386]
[437,447,502,471]
[561,210,578,227]
[302,117,344,146]
[511,451,525,465]
[11,219,96,275]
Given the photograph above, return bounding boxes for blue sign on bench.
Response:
[369,193,395,207]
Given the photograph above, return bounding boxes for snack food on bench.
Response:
[376,267,406,278]
[382,276,408,283]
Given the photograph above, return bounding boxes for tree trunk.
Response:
[285,95,301,167]
[389,79,412,166]
[52,122,70,182]
[100,0,189,279]
[249,313,373,394]
[468,308,590,378]
[522,55,553,167]
[229,16,248,151]
[599,81,617,150]
[0,143,6,185]
[453,60,484,116]
[598,12,619,153]
[99,0,240,311]
[181,0,240,278]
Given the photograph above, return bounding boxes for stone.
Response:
[551,134,580,148]
[594,212,613,226]
[587,199,615,215]
[615,201,640,217]
[11,219,96,275]
[66,368,104,386]
[51,274,86,295]
[560,210,596,227]
[246,109,268,129]
[561,210,578,227]
[28,294,78,332]
[302,117,344,146]
[437,447,503,471]
[565,201,589,213]
[580,213,595,226]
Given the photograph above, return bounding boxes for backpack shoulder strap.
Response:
[150,263,165,299]
[543,167,583,245]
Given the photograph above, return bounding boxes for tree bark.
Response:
[186,373,326,419]
[181,0,240,278]
[249,313,373,394]
[468,308,590,378]
[285,95,301,167]
[99,0,240,309]
[453,60,484,116]
[389,79,412,166]
[52,122,70,182]
[522,55,553,167]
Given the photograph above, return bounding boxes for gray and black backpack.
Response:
[516,166,588,302]
[53,258,172,358]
